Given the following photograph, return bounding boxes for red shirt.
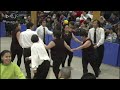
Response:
[75,11,83,17]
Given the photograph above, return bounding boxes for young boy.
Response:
[26,34,50,79]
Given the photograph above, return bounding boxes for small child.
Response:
[0,50,25,79]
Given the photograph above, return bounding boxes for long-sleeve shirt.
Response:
[88,27,105,47]
[19,29,37,48]
[36,25,53,41]
[0,62,25,79]
[29,38,50,70]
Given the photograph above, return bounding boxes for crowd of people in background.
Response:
[36,11,120,44]
[0,11,120,79]
[0,11,120,44]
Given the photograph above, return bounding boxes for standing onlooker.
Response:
[19,22,37,79]
[10,23,23,67]
[88,19,105,74]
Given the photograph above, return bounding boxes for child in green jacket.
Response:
[0,50,25,79]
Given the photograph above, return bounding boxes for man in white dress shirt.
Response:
[88,19,105,75]
[27,34,50,79]
[19,22,37,79]
[36,20,53,44]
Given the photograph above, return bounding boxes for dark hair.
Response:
[31,34,39,43]
[81,73,96,79]
[26,22,34,29]
[13,23,19,30]
[53,30,62,39]
[69,21,74,26]
[80,29,88,37]
[93,19,101,27]
[42,19,46,23]
[0,50,11,63]
[87,17,91,22]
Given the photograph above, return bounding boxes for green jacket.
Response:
[0,62,25,79]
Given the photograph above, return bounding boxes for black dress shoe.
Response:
[95,74,99,78]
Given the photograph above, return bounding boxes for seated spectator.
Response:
[81,73,96,79]
[80,11,89,21]
[79,21,88,32]
[0,50,25,79]
[76,17,80,22]
[0,11,4,22]
[46,16,52,30]
[99,16,106,27]
[115,22,120,44]
[75,11,82,17]
[102,11,112,21]
[86,17,93,29]
[109,13,119,25]
[104,21,112,30]
[52,18,61,31]
[106,27,117,42]
[58,67,71,79]
[74,22,80,29]
[87,11,93,20]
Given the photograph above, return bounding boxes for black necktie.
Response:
[94,28,96,44]
[43,27,46,44]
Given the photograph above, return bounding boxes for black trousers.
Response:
[62,50,73,67]
[82,56,98,77]
[46,49,49,56]
[52,56,65,79]
[96,45,104,70]
[23,48,31,78]
[33,60,50,79]
[11,46,23,67]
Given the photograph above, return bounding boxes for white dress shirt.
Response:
[29,39,50,70]
[88,27,105,47]
[19,29,37,48]
[36,25,53,41]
